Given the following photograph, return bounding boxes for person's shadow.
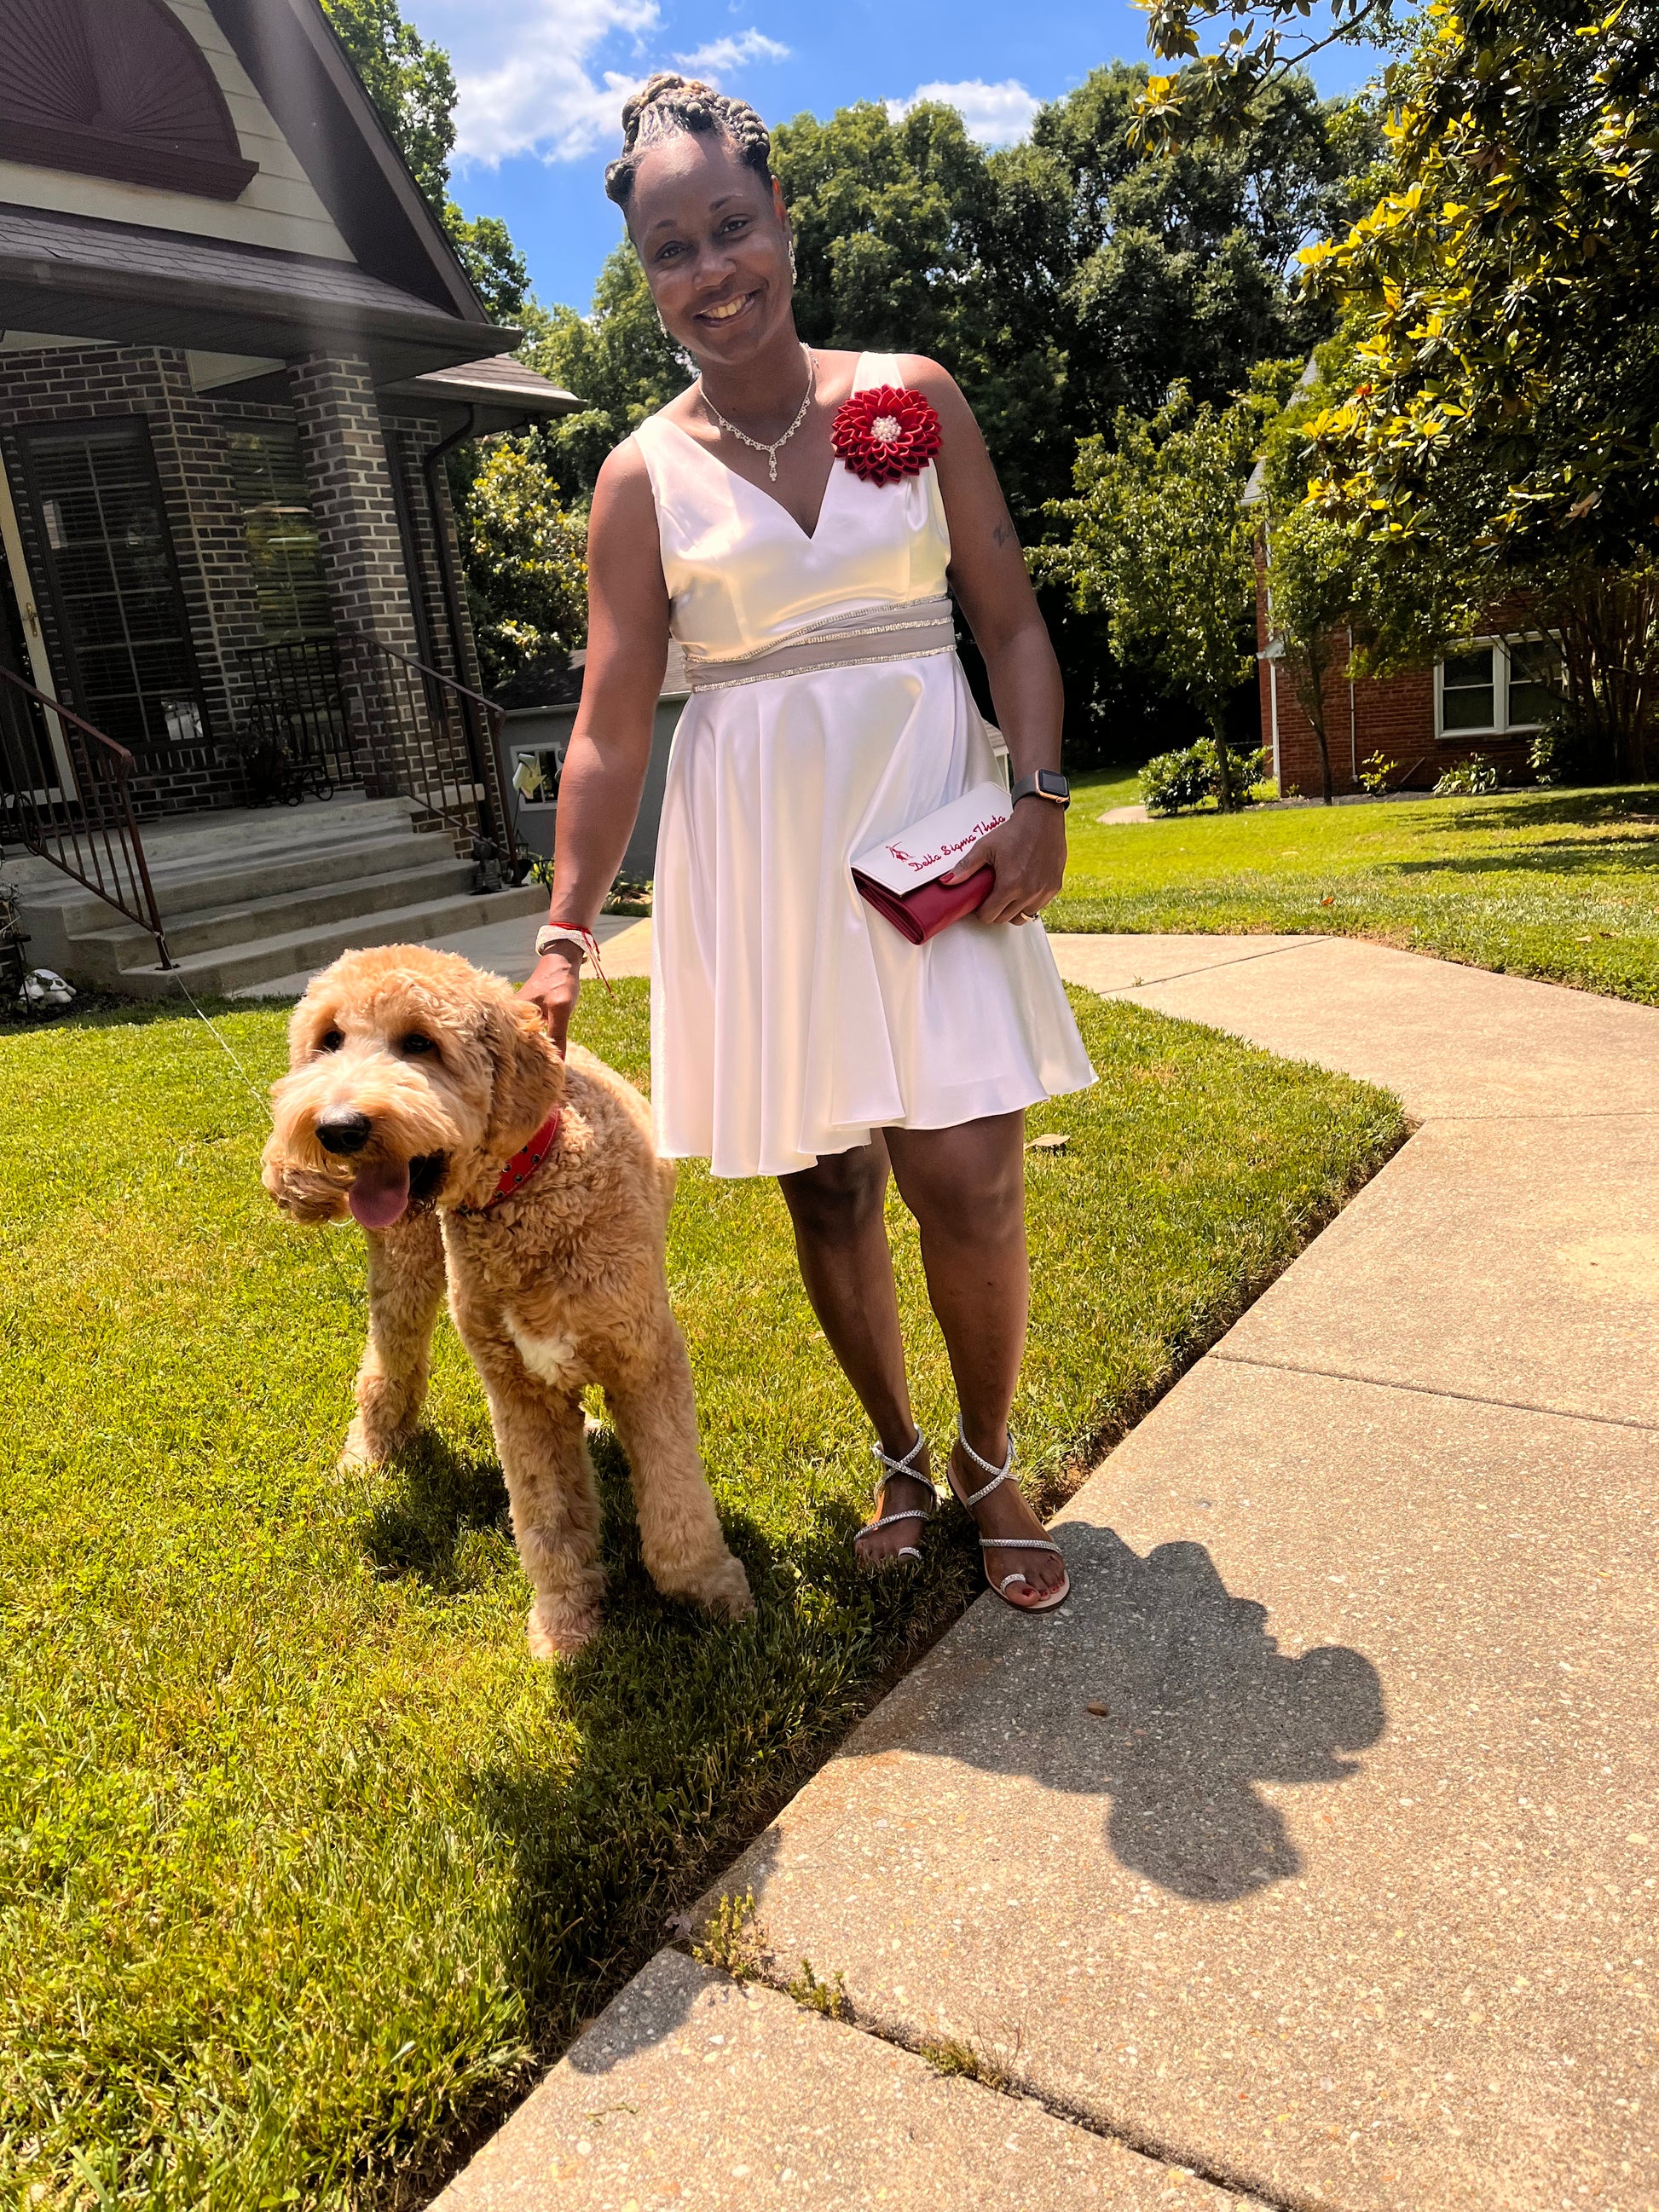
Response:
[1082,1531,1383,1898]
[854,1522,1386,1904]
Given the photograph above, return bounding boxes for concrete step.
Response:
[113,882,546,998]
[36,834,447,944]
[74,856,478,966]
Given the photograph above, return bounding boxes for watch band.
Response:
[1010,770,1070,810]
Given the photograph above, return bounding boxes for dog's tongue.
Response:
[347,1158,410,1229]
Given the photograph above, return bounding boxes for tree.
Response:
[456,443,587,692]
[1036,367,1297,806]
[517,253,689,500]
[320,0,529,320]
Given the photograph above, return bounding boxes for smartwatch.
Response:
[1010,769,1071,811]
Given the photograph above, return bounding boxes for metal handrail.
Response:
[0,666,173,967]
[341,625,519,879]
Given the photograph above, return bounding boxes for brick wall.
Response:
[1255,561,1541,796]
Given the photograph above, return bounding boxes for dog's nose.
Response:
[316,1111,373,1156]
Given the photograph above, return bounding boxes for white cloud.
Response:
[425,0,789,170]
[674,29,790,73]
[886,78,1041,148]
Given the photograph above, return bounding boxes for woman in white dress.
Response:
[523,74,1094,1612]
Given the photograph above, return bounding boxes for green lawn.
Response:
[1,984,1402,2210]
[1055,774,1659,1004]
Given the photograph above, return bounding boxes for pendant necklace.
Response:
[699,345,815,482]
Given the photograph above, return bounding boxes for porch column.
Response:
[286,353,419,801]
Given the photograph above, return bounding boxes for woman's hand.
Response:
[943,799,1067,926]
[518,946,582,1057]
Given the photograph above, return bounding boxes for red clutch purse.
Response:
[851,782,1010,946]
[851,865,995,945]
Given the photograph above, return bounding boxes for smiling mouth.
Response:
[699,291,755,324]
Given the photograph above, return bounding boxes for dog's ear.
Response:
[483,995,565,1154]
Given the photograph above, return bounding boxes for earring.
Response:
[656,304,670,338]
[788,236,798,282]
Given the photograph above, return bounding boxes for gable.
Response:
[0,0,256,198]
[0,0,355,262]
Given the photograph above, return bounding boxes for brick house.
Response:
[1248,483,1564,798]
[0,0,576,994]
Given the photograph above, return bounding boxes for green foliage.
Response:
[517,253,691,498]
[786,1958,850,2019]
[1037,367,1296,806]
[1058,771,1659,1002]
[444,207,530,322]
[1432,754,1503,798]
[454,442,587,691]
[1140,739,1263,814]
[0,987,1402,2206]
[1136,0,1410,147]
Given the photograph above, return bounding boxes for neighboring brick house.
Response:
[0,0,576,985]
[1248,503,1564,798]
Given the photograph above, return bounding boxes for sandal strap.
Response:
[954,1418,1016,1508]
[976,1536,1061,1555]
[858,1508,930,1533]
[872,1429,928,1481]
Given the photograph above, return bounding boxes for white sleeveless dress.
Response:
[633,351,1095,1180]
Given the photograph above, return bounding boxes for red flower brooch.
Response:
[830,385,941,486]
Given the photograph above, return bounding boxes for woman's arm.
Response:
[518,440,672,1048]
[896,355,1068,927]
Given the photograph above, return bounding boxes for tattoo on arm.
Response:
[991,517,1018,550]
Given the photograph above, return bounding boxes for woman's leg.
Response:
[883,1111,1066,1608]
[777,1139,931,1564]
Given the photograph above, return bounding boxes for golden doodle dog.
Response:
[261,943,752,1658]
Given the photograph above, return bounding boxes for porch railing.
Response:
[341,627,519,883]
[0,666,172,967]
[239,636,360,800]
[234,629,518,881]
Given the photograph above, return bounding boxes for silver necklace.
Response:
[699,346,815,482]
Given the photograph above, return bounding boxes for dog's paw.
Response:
[526,1594,604,1660]
[691,1551,755,1624]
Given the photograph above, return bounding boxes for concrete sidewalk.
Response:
[436,933,1659,2212]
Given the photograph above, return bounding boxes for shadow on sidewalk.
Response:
[848,1522,1386,1904]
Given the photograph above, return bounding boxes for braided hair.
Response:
[604,73,772,207]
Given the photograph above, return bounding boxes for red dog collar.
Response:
[454,1109,561,1216]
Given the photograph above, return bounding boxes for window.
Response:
[228,426,332,644]
[17,419,207,757]
[1436,635,1564,740]
[512,742,565,808]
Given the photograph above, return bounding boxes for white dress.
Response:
[634,351,1095,1180]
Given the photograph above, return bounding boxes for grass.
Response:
[0,982,1403,2210]
[1055,773,1659,1004]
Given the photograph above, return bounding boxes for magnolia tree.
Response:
[1142,0,1659,778]
[1037,368,1293,809]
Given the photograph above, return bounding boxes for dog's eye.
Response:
[400,1032,438,1058]
[317,1027,344,1053]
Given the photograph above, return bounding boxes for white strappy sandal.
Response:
[945,1420,1071,1614]
[852,1430,939,1573]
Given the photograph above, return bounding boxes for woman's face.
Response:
[628,132,793,369]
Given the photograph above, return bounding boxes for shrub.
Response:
[1357,750,1395,796]
[1141,740,1263,815]
[1433,754,1503,797]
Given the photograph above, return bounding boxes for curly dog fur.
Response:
[261,943,752,1657]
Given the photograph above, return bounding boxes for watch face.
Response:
[1038,771,1068,797]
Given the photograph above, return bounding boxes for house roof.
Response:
[0,202,519,384]
[382,353,582,431]
[0,0,546,384]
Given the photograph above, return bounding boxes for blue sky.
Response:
[419,0,1379,315]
